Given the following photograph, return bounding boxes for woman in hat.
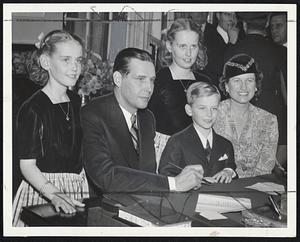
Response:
[214,53,278,178]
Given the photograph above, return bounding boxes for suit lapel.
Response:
[207,130,223,174]
[137,110,156,172]
[107,94,139,169]
[186,125,209,169]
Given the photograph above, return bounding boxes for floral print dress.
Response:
[214,99,279,178]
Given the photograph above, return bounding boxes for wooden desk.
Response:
[21,174,286,227]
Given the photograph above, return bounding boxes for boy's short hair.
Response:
[186,82,221,105]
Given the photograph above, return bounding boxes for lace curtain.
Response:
[126,12,154,54]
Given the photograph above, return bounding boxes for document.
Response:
[199,211,227,220]
[195,194,252,213]
[246,182,285,195]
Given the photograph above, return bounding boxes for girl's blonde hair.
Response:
[159,18,207,70]
[27,30,84,86]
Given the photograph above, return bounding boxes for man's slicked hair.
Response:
[113,47,153,75]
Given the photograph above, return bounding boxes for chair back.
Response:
[154,132,170,173]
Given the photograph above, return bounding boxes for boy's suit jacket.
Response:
[81,92,169,194]
[159,124,236,177]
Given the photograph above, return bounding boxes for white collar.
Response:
[217,25,229,44]
[193,124,213,149]
[201,23,206,32]
[119,104,136,130]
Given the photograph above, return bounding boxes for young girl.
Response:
[12,30,89,226]
[149,18,211,135]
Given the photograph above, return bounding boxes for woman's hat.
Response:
[223,53,258,79]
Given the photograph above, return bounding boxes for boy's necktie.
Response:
[130,114,139,154]
[205,139,211,162]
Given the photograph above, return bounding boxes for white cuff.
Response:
[168,176,177,191]
[223,168,236,178]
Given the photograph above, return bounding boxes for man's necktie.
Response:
[130,114,139,154]
[205,139,211,162]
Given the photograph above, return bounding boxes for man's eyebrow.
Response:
[134,74,147,78]
[59,55,83,58]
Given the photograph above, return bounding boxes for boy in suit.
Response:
[159,82,236,183]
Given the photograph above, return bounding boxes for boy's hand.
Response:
[212,169,234,183]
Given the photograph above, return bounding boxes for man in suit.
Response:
[225,12,287,171]
[270,12,287,47]
[188,12,222,87]
[82,48,204,194]
[159,82,236,183]
[189,12,239,91]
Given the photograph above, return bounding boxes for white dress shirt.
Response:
[193,124,213,149]
[217,25,229,44]
[119,104,177,190]
[201,22,206,33]
[193,123,236,178]
[119,105,134,130]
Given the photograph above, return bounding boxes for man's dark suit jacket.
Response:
[81,92,169,194]
[159,125,236,177]
[224,34,287,144]
[200,23,228,88]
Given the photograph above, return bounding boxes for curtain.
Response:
[126,12,154,53]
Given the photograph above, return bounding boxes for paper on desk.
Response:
[246,182,285,195]
[195,194,252,214]
[203,177,216,183]
[199,211,227,220]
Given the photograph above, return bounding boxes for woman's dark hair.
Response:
[219,53,263,97]
[27,30,84,86]
[113,47,153,75]
[159,18,207,70]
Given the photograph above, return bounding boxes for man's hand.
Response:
[228,27,239,44]
[174,165,204,192]
[212,169,234,183]
[227,14,239,44]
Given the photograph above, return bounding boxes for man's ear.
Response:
[39,54,50,70]
[185,104,192,117]
[113,71,123,87]
[166,41,172,53]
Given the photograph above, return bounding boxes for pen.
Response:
[167,162,210,185]
[167,162,183,171]
[268,195,282,220]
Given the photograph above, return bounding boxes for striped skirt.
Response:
[12,170,89,227]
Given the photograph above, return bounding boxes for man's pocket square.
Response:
[218,154,228,161]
